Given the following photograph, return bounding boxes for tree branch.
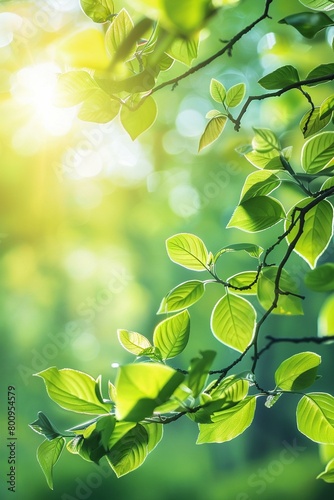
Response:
[256,335,334,358]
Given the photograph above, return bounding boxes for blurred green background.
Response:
[1,0,334,498]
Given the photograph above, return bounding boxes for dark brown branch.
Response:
[257,335,334,358]
[151,0,274,94]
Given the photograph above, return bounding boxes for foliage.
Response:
[23,0,334,490]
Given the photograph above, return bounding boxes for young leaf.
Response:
[298,0,334,11]
[239,170,281,203]
[198,114,228,152]
[227,196,285,232]
[252,128,281,153]
[107,424,149,477]
[120,96,157,140]
[305,264,334,292]
[142,422,163,453]
[115,363,185,421]
[55,71,99,107]
[105,8,135,58]
[35,368,112,415]
[275,352,321,391]
[197,396,256,444]
[163,0,210,34]
[187,350,216,398]
[157,280,205,314]
[318,294,334,336]
[285,198,333,268]
[117,330,152,355]
[321,176,334,190]
[153,310,190,360]
[37,437,65,490]
[29,412,62,441]
[78,91,121,123]
[300,107,331,138]
[258,65,299,90]
[279,12,334,38]
[317,458,334,483]
[257,267,304,315]
[320,94,334,119]
[210,78,227,104]
[210,293,256,352]
[305,63,334,86]
[208,374,249,403]
[167,32,199,66]
[80,0,114,23]
[227,271,258,295]
[215,243,263,260]
[301,132,334,173]
[297,393,334,444]
[244,149,282,170]
[225,83,246,107]
[166,233,209,271]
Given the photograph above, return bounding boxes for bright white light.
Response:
[11,63,75,136]
[111,362,120,368]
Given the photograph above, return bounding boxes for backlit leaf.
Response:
[158,280,205,314]
[167,32,199,65]
[227,196,285,232]
[275,352,321,390]
[300,107,331,138]
[299,0,334,11]
[244,149,282,170]
[285,198,333,268]
[187,350,216,398]
[214,243,263,260]
[105,8,135,58]
[306,64,334,86]
[279,12,333,38]
[80,0,114,23]
[258,65,299,90]
[55,71,99,107]
[35,368,112,415]
[210,78,226,104]
[198,115,227,151]
[210,293,256,352]
[120,96,157,140]
[197,396,256,444]
[239,170,280,203]
[115,363,185,421]
[257,267,304,315]
[78,91,121,123]
[305,264,334,292]
[153,310,190,359]
[227,271,258,295]
[37,437,65,490]
[225,83,246,107]
[317,458,334,483]
[318,294,334,336]
[320,94,334,119]
[107,424,149,477]
[301,132,334,173]
[166,233,209,271]
[117,330,152,355]
[29,412,62,441]
[297,393,334,444]
[252,128,281,153]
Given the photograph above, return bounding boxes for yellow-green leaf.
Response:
[198,115,227,151]
[318,294,334,336]
[166,233,209,271]
[120,96,157,140]
[225,83,246,108]
[158,280,205,313]
[301,132,334,173]
[275,352,321,390]
[227,196,285,232]
[257,267,304,315]
[37,437,65,490]
[297,393,334,444]
[117,330,152,355]
[153,310,190,359]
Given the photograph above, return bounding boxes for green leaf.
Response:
[29,412,62,441]
[305,264,334,292]
[163,0,210,34]
[285,198,333,268]
[301,132,334,173]
[258,65,300,90]
[142,422,163,453]
[167,32,199,66]
[321,176,334,190]
[225,83,246,107]
[279,12,334,38]
[239,170,281,203]
[197,396,256,444]
[257,267,304,315]
[166,233,209,271]
[105,9,135,58]
[117,330,152,355]
[305,63,334,86]
[210,78,227,104]
[35,368,112,415]
[55,71,98,107]
[78,91,121,123]
[320,94,334,119]
[37,437,65,490]
[318,294,334,336]
[252,128,281,153]
[227,271,258,295]
[187,350,216,398]
[198,114,228,152]
[120,96,157,140]
[244,149,282,170]
[320,443,334,463]
[158,280,205,314]
[297,393,334,444]
[299,0,334,11]
[214,243,263,260]
[227,196,285,232]
[107,423,149,477]
[153,310,190,360]
[115,363,185,421]
[317,458,334,483]
[211,293,256,352]
[275,352,321,390]
[80,0,114,23]
[300,107,331,138]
